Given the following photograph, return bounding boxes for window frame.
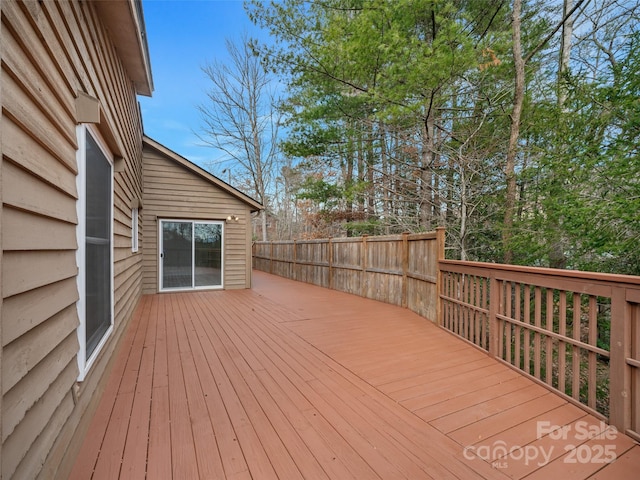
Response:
[132,207,139,253]
[75,124,115,381]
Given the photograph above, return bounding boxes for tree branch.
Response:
[524,0,590,64]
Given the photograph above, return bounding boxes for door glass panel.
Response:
[195,223,222,287]
[162,221,193,289]
[85,133,111,359]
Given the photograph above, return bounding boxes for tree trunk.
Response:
[503,0,525,264]
[420,108,435,231]
[558,0,574,108]
[459,161,468,261]
[380,122,391,234]
[366,121,375,217]
[548,0,574,269]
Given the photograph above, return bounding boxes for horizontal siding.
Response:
[1,0,146,478]
[3,208,77,251]
[2,149,77,220]
[2,251,78,298]
[2,305,77,395]
[1,117,77,196]
[3,334,77,443]
[142,148,253,293]
[2,278,78,347]
[9,362,77,480]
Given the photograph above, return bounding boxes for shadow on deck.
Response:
[70,271,639,479]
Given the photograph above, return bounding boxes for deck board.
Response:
[70,271,638,479]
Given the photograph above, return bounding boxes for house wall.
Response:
[1,1,144,478]
[142,146,253,292]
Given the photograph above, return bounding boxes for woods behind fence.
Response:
[253,229,640,442]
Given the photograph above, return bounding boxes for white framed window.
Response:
[76,125,114,381]
[132,207,139,252]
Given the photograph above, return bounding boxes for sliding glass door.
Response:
[160,220,223,290]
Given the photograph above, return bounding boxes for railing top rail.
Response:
[440,259,640,288]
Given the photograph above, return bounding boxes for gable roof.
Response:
[143,136,263,212]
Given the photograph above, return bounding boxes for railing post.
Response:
[361,235,368,298]
[328,238,334,290]
[436,227,445,326]
[401,232,409,309]
[488,273,500,358]
[609,286,631,434]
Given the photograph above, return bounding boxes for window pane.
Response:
[86,240,111,356]
[162,222,193,288]
[195,223,222,287]
[86,134,111,240]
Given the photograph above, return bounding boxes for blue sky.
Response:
[139,0,263,172]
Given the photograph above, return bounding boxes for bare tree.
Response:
[503,0,589,264]
[198,34,281,241]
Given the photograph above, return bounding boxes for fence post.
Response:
[436,227,445,326]
[609,287,631,434]
[269,241,274,274]
[293,239,297,281]
[328,238,334,290]
[361,235,368,298]
[401,232,409,308]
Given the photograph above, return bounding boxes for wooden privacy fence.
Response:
[253,229,444,321]
[253,231,640,439]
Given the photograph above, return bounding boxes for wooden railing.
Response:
[440,260,640,442]
[253,228,444,321]
[253,230,640,440]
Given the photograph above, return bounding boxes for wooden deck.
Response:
[70,271,639,479]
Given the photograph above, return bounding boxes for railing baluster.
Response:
[588,295,597,409]
[546,289,554,385]
[534,287,542,379]
[443,272,448,330]
[481,277,488,350]
[514,284,521,369]
[524,285,531,375]
[473,276,480,346]
[489,275,499,358]
[456,273,462,337]
[464,274,471,341]
[558,291,567,395]
[505,282,513,363]
[572,292,581,401]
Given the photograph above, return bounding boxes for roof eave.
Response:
[94,0,154,96]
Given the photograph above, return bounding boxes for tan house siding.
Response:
[1,1,149,478]
[142,143,259,292]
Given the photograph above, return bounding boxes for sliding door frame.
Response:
[158,219,224,292]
